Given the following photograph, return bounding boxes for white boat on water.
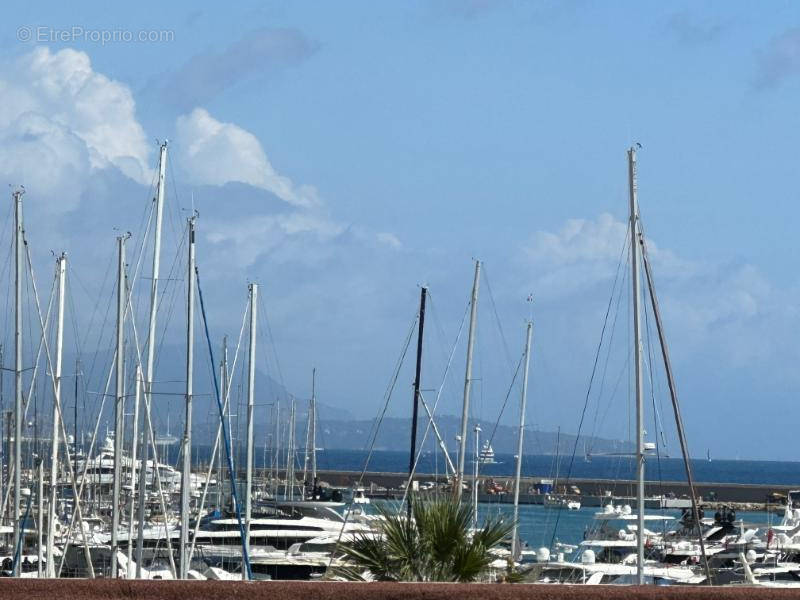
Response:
[478,441,498,464]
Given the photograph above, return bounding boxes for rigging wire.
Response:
[587,235,631,451]
[548,221,631,552]
[398,291,470,510]
[195,265,252,579]
[481,266,515,373]
[326,311,418,571]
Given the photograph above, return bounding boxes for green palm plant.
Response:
[334,495,514,582]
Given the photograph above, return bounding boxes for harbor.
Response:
[0,141,798,587]
[2,1,799,592]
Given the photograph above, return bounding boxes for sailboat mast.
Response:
[407,286,427,518]
[47,253,66,577]
[244,283,258,581]
[111,235,126,577]
[74,360,79,462]
[511,320,533,559]
[218,337,227,510]
[310,369,317,488]
[455,260,480,502]
[287,400,295,501]
[472,424,480,528]
[302,398,311,498]
[628,146,646,585]
[13,188,23,577]
[179,216,196,579]
[273,399,280,499]
[136,140,168,577]
[36,458,43,577]
[127,365,141,576]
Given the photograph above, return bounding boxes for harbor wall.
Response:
[0,578,797,600]
[310,469,796,505]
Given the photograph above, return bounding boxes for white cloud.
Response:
[523,213,789,367]
[377,232,402,249]
[0,46,151,201]
[527,213,628,267]
[175,108,319,208]
[524,213,631,296]
[205,212,344,268]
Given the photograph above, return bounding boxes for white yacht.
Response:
[478,441,497,464]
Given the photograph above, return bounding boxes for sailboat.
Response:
[530,146,710,585]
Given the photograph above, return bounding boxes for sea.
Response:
[182,446,798,552]
[186,447,800,486]
[307,449,794,551]
[306,449,800,487]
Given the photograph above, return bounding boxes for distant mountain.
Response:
[314,415,632,456]
[24,345,624,459]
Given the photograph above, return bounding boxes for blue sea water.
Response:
[481,504,775,552]
[308,449,800,487]
[183,446,800,486]
[179,446,793,551]
[305,449,793,550]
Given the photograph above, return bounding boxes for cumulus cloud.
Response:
[0,47,151,193]
[204,212,344,268]
[175,107,319,208]
[754,27,800,89]
[523,213,791,368]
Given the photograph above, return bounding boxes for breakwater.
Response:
[314,469,795,507]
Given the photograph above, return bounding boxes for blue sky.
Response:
[0,1,799,460]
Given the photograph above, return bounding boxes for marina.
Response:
[0,140,798,587]
[1,1,798,592]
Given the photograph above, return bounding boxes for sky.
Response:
[0,1,799,461]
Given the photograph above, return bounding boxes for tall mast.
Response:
[137,140,168,577]
[179,216,196,579]
[111,235,127,577]
[407,286,427,518]
[36,458,43,576]
[244,283,258,580]
[273,399,280,499]
[287,400,295,501]
[13,188,24,577]
[127,364,141,576]
[144,140,168,451]
[217,335,227,510]
[310,370,317,489]
[511,320,533,560]
[47,253,66,577]
[302,399,310,499]
[628,146,646,585]
[74,359,79,462]
[221,337,228,509]
[135,368,147,578]
[472,424,480,528]
[455,260,480,502]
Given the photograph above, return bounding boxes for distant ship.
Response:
[479,441,498,464]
